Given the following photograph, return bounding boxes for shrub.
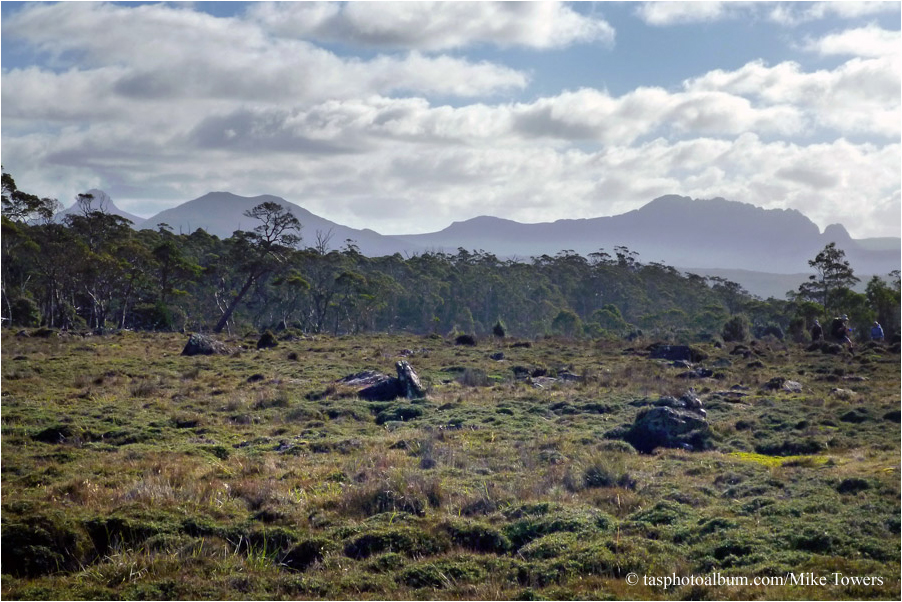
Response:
[455,334,477,346]
[493,320,506,338]
[10,297,39,327]
[257,330,278,349]
[722,315,750,343]
[551,309,582,337]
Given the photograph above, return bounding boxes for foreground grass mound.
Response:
[1,331,899,600]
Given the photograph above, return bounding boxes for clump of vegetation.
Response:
[455,334,477,346]
[0,320,898,600]
[721,314,750,342]
[257,329,278,349]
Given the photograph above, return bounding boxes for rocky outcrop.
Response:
[339,362,426,401]
[396,361,426,399]
[624,391,710,453]
[181,333,233,356]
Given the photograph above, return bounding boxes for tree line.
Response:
[2,172,898,342]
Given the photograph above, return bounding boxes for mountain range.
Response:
[54,191,900,299]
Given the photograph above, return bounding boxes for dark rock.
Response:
[882,410,901,423]
[358,377,403,402]
[762,377,786,390]
[339,362,426,402]
[246,373,265,383]
[182,333,232,356]
[625,392,710,453]
[671,360,691,369]
[490,352,505,361]
[511,366,530,378]
[746,360,765,368]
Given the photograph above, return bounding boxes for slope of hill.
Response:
[387,195,899,276]
[141,192,423,257]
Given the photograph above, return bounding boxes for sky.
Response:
[1,0,900,238]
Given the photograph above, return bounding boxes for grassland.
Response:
[1,329,899,600]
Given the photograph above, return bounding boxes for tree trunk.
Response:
[213,275,256,333]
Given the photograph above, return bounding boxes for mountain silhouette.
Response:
[54,189,145,227]
[59,191,899,297]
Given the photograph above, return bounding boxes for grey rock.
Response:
[625,391,709,453]
[782,380,803,393]
[181,333,233,356]
[339,362,426,401]
[396,360,426,399]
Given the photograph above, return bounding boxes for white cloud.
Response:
[768,1,898,26]
[1,1,528,115]
[635,1,735,26]
[802,24,900,58]
[248,1,616,50]
[636,1,898,27]
[684,56,900,137]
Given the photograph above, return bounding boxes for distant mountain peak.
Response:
[56,189,145,226]
[822,223,852,242]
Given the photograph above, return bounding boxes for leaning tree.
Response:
[213,202,301,333]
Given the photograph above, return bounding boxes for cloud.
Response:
[2,1,898,240]
[802,24,900,58]
[248,1,615,50]
[1,1,527,116]
[635,1,736,26]
[684,55,900,137]
[768,1,898,26]
[635,1,898,27]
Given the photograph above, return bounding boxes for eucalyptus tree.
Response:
[213,202,301,333]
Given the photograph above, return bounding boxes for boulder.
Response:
[625,391,710,453]
[339,362,426,401]
[181,333,233,356]
[782,380,803,393]
[396,360,426,399]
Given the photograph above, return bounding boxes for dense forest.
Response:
[2,172,899,341]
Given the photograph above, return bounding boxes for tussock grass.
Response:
[1,330,899,600]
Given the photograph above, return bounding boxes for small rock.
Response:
[830,388,856,400]
[490,352,505,361]
[782,380,803,393]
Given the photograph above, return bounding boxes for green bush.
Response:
[722,314,750,342]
